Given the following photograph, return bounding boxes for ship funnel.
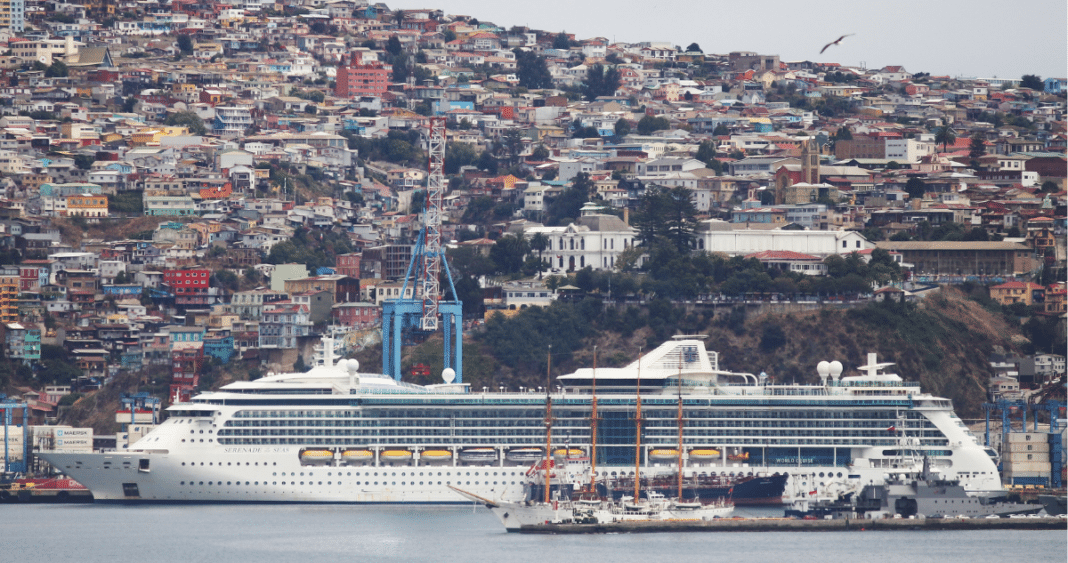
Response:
[817,361,830,386]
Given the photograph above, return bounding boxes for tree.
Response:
[529,233,549,279]
[904,177,926,200]
[635,186,697,252]
[636,115,670,135]
[1040,181,1058,193]
[834,126,853,141]
[1020,74,1043,91]
[614,118,631,137]
[177,34,193,54]
[445,141,478,174]
[45,61,68,77]
[712,123,729,136]
[553,32,571,50]
[513,49,553,89]
[476,150,498,174]
[165,110,208,135]
[685,42,703,53]
[934,123,956,152]
[581,64,621,101]
[386,36,403,57]
[531,144,549,160]
[73,154,95,170]
[442,29,456,43]
[489,234,529,275]
[499,128,525,165]
[968,133,986,165]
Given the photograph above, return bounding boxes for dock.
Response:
[513,517,1068,534]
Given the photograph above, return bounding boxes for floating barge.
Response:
[512,516,1068,534]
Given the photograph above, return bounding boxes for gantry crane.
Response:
[381,117,463,383]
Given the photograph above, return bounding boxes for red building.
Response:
[335,253,362,278]
[164,268,216,306]
[335,59,392,99]
[170,347,203,403]
[331,302,380,328]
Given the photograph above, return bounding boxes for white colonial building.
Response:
[522,203,638,272]
[694,220,873,257]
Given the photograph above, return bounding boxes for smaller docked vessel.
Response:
[452,486,733,531]
[1039,494,1067,516]
[785,458,1042,519]
[0,478,93,503]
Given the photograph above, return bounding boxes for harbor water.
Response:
[4,504,1064,562]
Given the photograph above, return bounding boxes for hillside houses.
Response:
[0,2,1062,394]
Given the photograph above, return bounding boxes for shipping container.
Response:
[1007,442,1051,453]
[1008,476,1049,486]
[115,410,156,424]
[54,428,93,439]
[1005,452,1050,463]
[1007,432,1046,443]
[1003,460,1052,473]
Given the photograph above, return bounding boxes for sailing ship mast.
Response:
[589,346,598,495]
[677,352,684,501]
[634,347,642,502]
[544,345,552,504]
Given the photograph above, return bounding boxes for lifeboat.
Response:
[728,452,750,462]
[299,449,334,465]
[649,449,680,462]
[459,448,497,464]
[419,450,453,464]
[505,448,544,463]
[340,449,373,465]
[380,450,413,464]
[553,448,584,459]
[688,449,722,462]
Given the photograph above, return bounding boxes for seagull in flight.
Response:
[820,34,855,54]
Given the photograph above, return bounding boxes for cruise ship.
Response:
[39,337,1003,503]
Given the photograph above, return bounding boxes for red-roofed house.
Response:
[989,281,1045,306]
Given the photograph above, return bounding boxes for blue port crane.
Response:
[381,117,463,383]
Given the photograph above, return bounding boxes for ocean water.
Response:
[3,504,1064,563]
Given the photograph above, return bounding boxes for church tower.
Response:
[801,138,820,184]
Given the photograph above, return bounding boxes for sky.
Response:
[391,0,1067,79]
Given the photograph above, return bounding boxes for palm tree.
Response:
[934,123,956,152]
[529,232,549,279]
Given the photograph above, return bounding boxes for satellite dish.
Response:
[173,101,187,111]
[39,55,48,64]
[442,368,455,384]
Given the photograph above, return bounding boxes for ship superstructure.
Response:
[40,338,1002,503]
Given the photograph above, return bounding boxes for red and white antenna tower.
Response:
[420,117,446,331]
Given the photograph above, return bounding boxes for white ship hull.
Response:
[40,340,1004,504]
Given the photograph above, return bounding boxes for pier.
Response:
[512,516,1068,534]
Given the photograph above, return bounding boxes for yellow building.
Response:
[0,274,17,324]
[131,126,190,146]
[989,281,1045,306]
[65,194,109,218]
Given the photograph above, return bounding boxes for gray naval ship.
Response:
[787,457,1042,519]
